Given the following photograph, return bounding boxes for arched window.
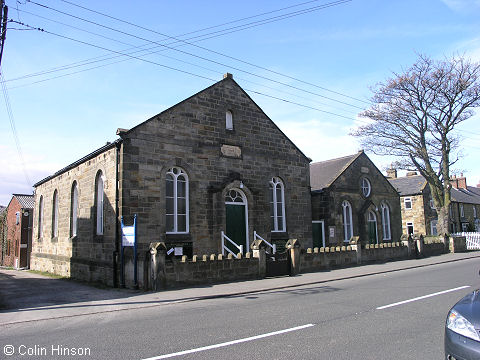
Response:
[95,171,104,235]
[38,195,44,239]
[381,203,391,240]
[342,200,353,242]
[361,178,371,197]
[226,110,233,130]
[269,177,286,232]
[166,167,189,233]
[52,190,59,238]
[70,182,79,237]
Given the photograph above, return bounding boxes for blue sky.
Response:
[1,0,480,205]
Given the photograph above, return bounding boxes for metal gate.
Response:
[266,250,290,277]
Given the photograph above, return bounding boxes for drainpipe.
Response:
[113,140,122,287]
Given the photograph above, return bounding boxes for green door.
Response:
[368,221,376,244]
[312,222,325,248]
[225,204,246,254]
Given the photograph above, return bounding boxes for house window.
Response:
[406,222,414,235]
[166,167,189,233]
[462,223,468,232]
[269,177,286,232]
[430,199,435,209]
[52,190,59,238]
[460,204,464,218]
[95,171,104,235]
[404,197,412,210]
[15,212,20,225]
[381,203,391,240]
[431,220,438,236]
[342,200,353,242]
[38,195,44,239]
[474,206,477,219]
[226,110,233,130]
[70,182,78,237]
[449,204,453,218]
[361,178,371,197]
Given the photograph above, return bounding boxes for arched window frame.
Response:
[52,190,59,238]
[95,171,105,236]
[342,200,353,242]
[381,202,391,240]
[226,110,233,130]
[70,181,79,238]
[269,177,286,232]
[38,195,44,239]
[166,167,189,234]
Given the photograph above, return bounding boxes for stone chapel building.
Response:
[31,74,313,287]
[310,151,402,247]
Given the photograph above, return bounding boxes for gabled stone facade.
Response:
[311,151,402,246]
[30,75,312,287]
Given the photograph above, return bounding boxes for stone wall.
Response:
[31,145,118,286]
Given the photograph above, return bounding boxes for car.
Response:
[445,289,480,360]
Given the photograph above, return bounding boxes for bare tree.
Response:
[351,55,480,235]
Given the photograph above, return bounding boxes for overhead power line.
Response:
[57,0,367,105]
[1,69,32,187]
[21,0,365,110]
[8,19,357,121]
[12,0,366,109]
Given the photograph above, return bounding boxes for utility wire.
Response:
[8,20,356,120]
[23,0,365,110]
[56,0,368,105]
[0,69,32,187]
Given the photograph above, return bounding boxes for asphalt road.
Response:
[1,258,479,360]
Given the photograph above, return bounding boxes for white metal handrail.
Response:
[221,231,244,258]
[254,231,276,254]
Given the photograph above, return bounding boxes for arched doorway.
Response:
[367,210,378,244]
[225,189,248,254]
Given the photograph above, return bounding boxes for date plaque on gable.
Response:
[361,167,369,174]
[221,144,242,158]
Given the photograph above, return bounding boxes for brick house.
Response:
[388,171,438,236]
[0,194,34,268]
[31,74,312,287]
[310,151,401,246]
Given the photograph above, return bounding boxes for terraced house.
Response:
[31,74,312,287]
[388,172,480,236]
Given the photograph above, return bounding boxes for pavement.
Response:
[1,251,480,326]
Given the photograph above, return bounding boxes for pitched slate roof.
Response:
[451,186,480,205]
[388,175,426,196]
[13,194,35,209]
[34,140,121,187]
[310,152,361,191]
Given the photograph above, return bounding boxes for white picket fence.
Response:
[453,232,480,250]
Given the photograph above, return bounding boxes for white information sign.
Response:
[174,247,183,256]
[122,226,135,247]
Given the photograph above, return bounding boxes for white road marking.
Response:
[141,323,315,360]
[376,285,471,310]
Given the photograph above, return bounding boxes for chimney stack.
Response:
[450,174,467,189]
[386,166,397,179]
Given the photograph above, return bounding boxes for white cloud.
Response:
[440,0,480,12]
